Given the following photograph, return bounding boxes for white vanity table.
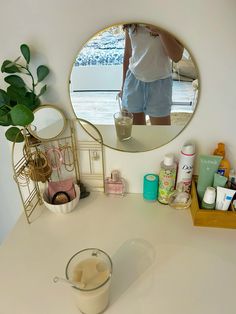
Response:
[1,192,236,314]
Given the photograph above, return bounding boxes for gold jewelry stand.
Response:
[11,119,104,224]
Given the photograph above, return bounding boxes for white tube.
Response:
[215,187,236,211]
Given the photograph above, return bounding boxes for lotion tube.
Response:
[197,155,222,201]
[215,187,236,211]
[213,173,227,188]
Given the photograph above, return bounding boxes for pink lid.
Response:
[181,143,195,156]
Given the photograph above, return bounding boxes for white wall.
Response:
[0,129,21,241]
[0,0,236,242]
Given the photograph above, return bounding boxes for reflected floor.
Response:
[71,81,196,125]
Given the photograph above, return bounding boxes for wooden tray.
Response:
[190,179,236,229]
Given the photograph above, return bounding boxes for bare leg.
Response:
[132,112,146,125]
[149,115,171,125]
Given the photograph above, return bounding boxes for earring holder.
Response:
[12,120,81,224]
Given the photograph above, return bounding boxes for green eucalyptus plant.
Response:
[0,44,50,142]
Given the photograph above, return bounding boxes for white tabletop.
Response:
[1,192,236,314]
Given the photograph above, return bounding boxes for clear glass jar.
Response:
[65,248,112,314]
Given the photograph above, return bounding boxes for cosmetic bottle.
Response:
[158,154,177,204]
[105,170,125,196]
[197,155,222,201]
[201,187,216,209]
[143,174,159,201]
[213,143,230,177]
[228,169,236,189]
[176,142,195,193]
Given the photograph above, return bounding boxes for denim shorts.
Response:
[122,69,172,117]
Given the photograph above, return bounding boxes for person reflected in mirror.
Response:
[120,23,184,125]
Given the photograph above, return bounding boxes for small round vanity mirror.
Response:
[28,105,66,140]
[69,23,199,152]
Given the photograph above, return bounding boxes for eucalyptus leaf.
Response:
[5,75,25,88]
[7,85,27,96]
[1,43,50,142]
[0,89,10,106]
[7,85,27,104]
[20,44,30,63]
[38,84,47,97]
[22,92,40,111]
[37,65,49,83]
[5,126,24,142]
[10,104,34,126]
[0,113,12,126]
[1,60,20,73]
[0,107,9,116]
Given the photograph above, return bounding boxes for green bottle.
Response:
[158,154,177,204]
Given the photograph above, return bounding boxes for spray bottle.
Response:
[176,142,196,193]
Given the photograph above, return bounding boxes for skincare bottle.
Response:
[158,154,177,204]
[213,143,230,177]
[213,173,227,188]
[228,169,236,189]
[105,170,125,196]
[197,155,222,201]
[201,187,216,209]
[215,187,236,211]
[176,142,195,193]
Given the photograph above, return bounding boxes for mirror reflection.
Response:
[28,105,66,140]
[70,23,199,151]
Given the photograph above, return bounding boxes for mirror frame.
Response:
[69,22,201,152]
[28,104,67,140]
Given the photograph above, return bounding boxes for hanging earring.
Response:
[61,144,74,172]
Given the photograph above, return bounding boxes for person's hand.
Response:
[118,90,123,99]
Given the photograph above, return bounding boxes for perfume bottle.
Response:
[105,170,125,196]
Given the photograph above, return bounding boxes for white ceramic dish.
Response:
[42,184,80,214]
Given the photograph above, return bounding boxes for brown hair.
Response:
[123,23,139,33]
[123,23,158,37]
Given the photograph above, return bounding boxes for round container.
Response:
[65,248,112,314]
[42,184,80,214]
[201,187,216,209]
[143,174,158,201]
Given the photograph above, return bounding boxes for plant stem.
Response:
[16,63,36,93]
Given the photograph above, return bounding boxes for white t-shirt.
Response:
[128,26,172,82]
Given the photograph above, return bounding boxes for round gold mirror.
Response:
[28,105,66,140]
[69,23,199,152]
